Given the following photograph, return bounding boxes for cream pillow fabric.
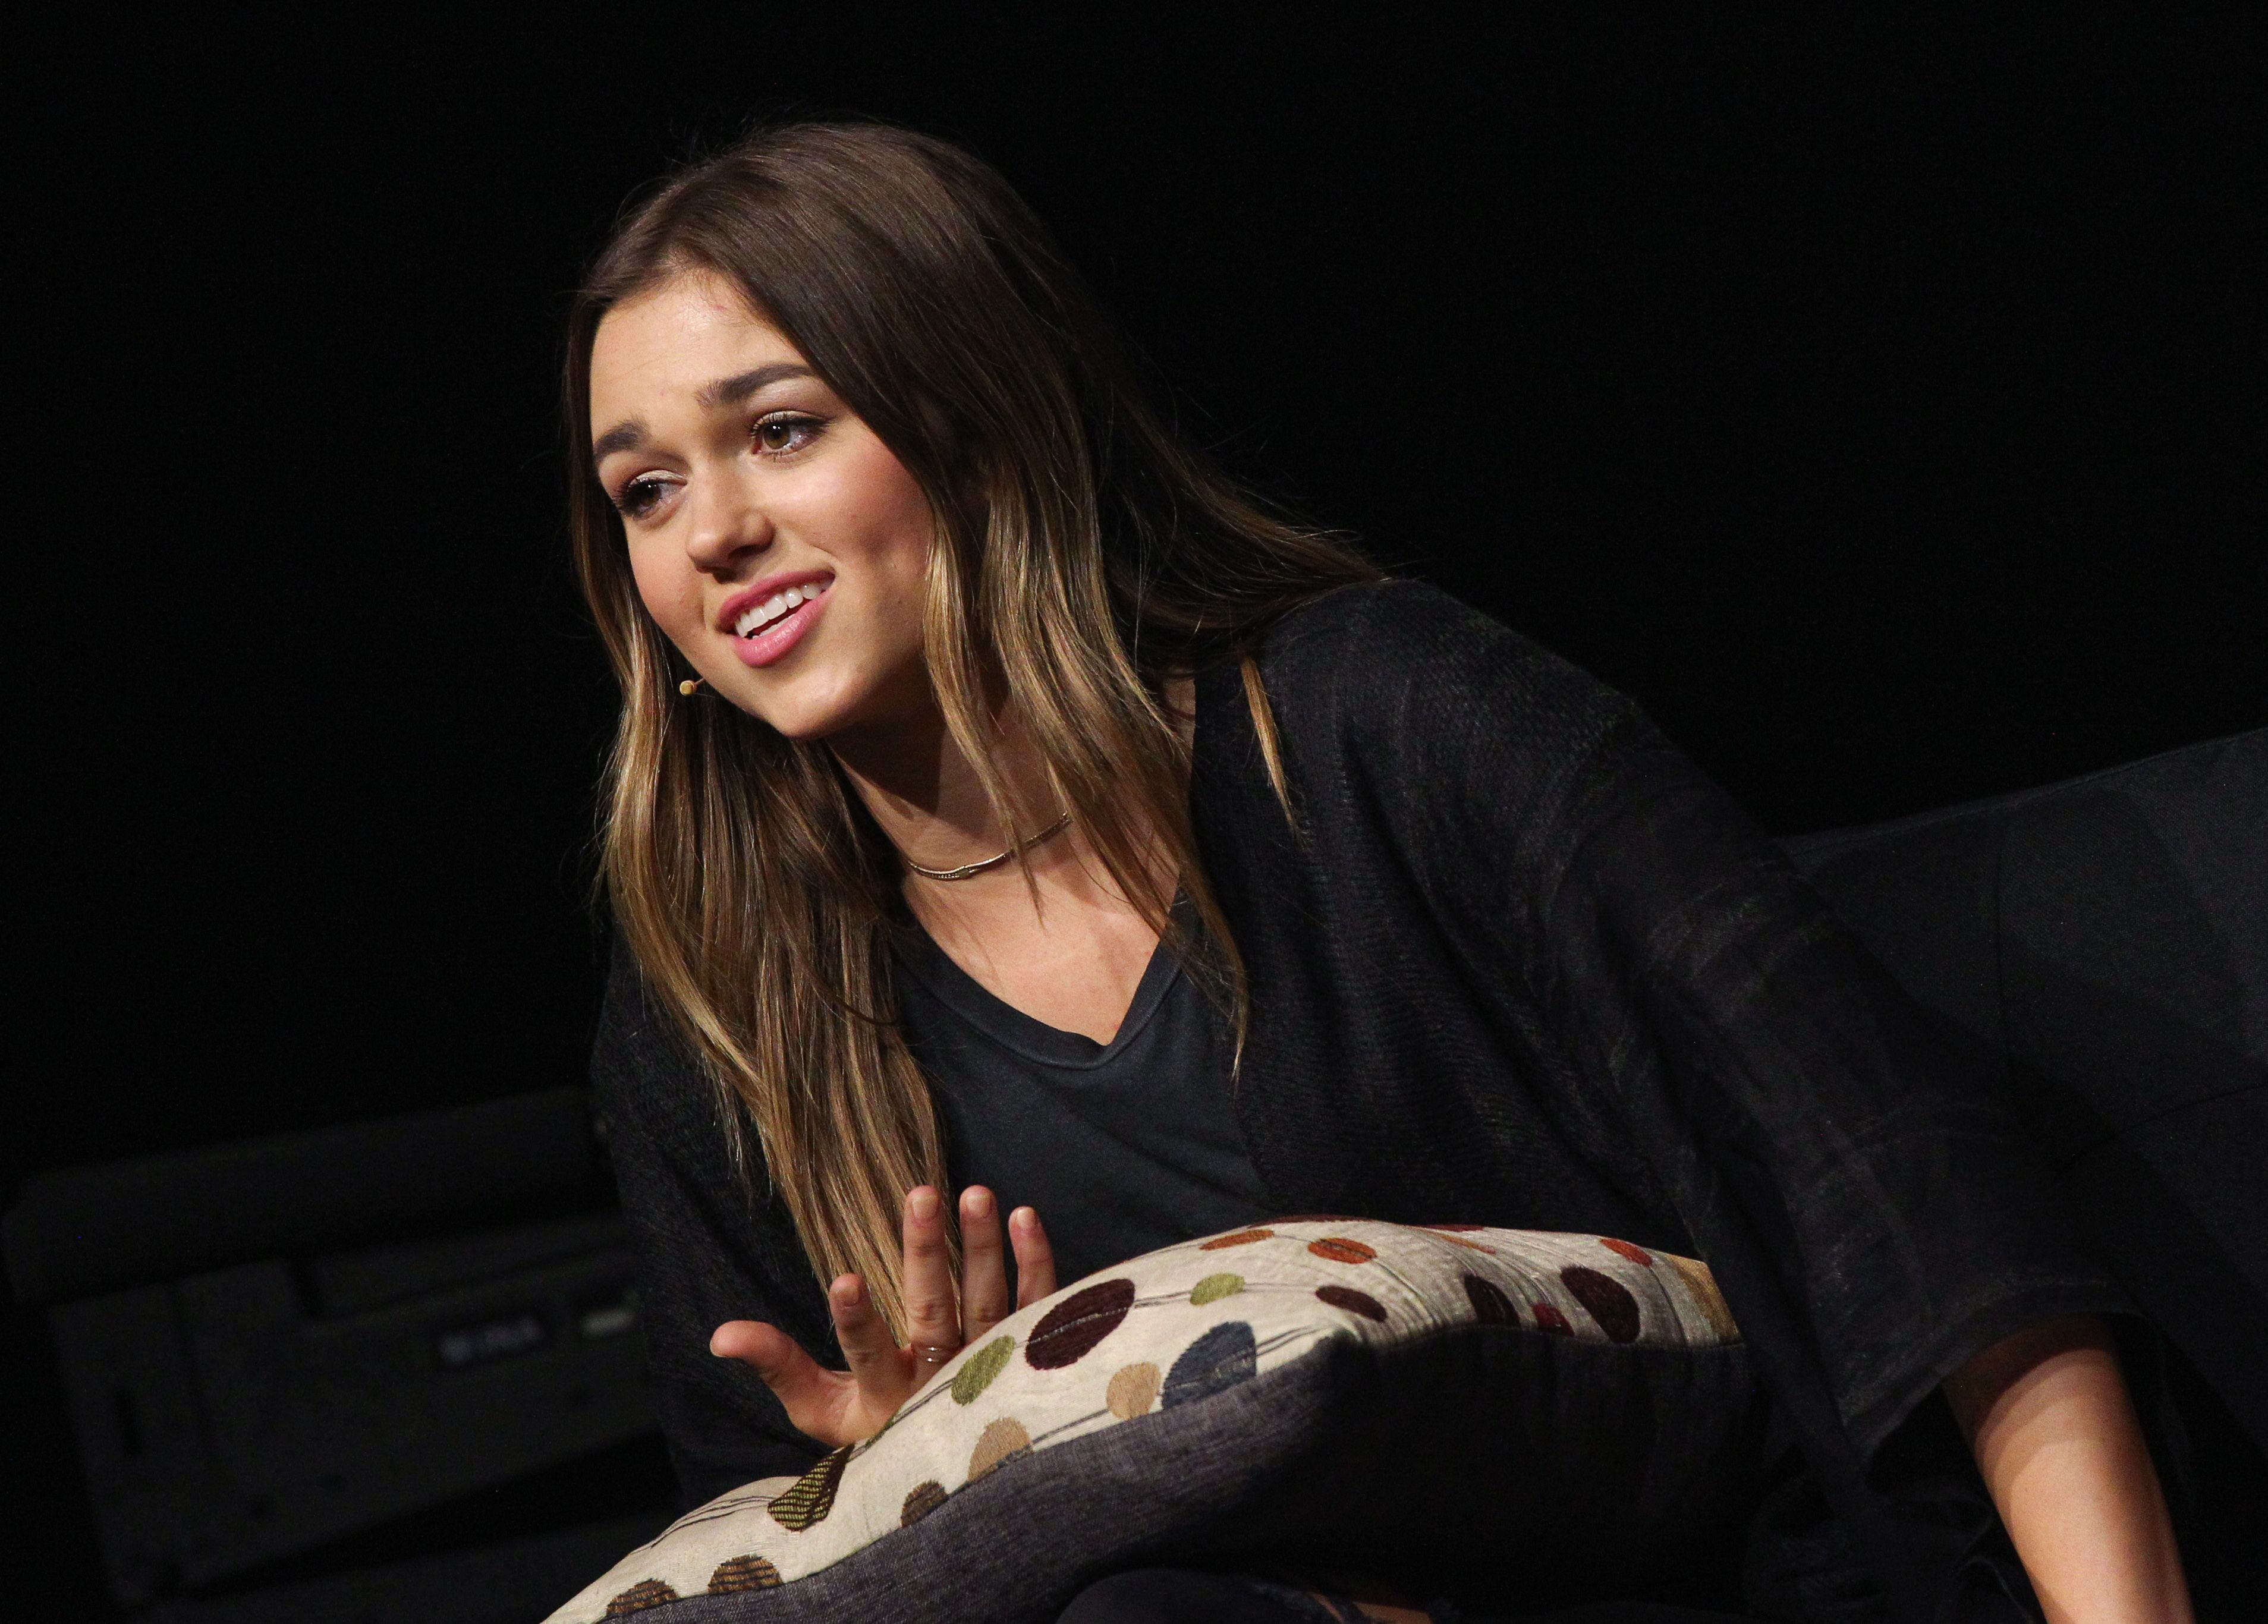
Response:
[547,1219,1750,1623]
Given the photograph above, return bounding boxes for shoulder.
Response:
[1251,580,1650,778]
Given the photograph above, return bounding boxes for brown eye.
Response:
[615,477,668,520]
[753,413,820,454]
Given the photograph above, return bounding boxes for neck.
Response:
[826,692,1059,879]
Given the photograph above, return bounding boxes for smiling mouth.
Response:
[733,577,833,638]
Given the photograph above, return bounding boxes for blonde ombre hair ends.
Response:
[564,123,1375,1335]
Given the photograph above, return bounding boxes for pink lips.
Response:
[728,585,831,668]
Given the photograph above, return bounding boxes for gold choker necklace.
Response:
[903,812,1074,882]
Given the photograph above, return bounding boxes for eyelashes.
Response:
[608,411,828,520]
[753,411,824,455]
[613,474,678,522]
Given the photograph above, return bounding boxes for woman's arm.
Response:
[1945,1316,2192,1624]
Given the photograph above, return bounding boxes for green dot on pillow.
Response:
[1190,1273,1245,1305]
[952,1335,1016,1404]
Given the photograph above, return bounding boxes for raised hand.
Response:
[709,1185,1058,1449]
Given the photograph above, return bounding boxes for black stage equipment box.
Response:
[5,1088,675,1621]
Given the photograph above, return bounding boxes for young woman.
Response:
[570,123,2191,1622]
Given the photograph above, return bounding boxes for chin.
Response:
[732,679,865,744]
[765,713,840,744]
[726,651,927,744]
[731,698,828,742]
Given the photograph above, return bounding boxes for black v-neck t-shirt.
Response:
[888,906,1276,1291]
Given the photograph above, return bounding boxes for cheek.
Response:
[826,445,936,584]
[803,435,934,562]
[626,541,703,644]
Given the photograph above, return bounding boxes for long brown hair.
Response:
[565,122,1377,1333]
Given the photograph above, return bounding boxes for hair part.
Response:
[565,121,1377,1335]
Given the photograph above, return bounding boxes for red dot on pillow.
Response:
[1316,1284,1388,1321]
[1200,1228,1275,1250]
[1307,1238,1377,1264]
[1560,1266,1643,1343]
[1026,1279,1138,1368]
[1463,1273,1518,1326]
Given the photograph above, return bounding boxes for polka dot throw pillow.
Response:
[546,1220,1757,1623]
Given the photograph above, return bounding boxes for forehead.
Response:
[589,269,804,412]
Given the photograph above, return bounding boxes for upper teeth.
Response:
[736,580,829,638]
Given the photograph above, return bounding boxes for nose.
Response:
[682,471,773,577]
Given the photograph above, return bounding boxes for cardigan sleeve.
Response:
[1336,584,2128,1458]
[590,939,832,1506]
[1540,703,2125,1453]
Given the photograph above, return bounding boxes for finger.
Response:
[710,1318,851,1436]
[1010,1205,1058,1307]
[899,1185,961,1359]
[959,1186,1012,1340]
[827,1273,914,1411]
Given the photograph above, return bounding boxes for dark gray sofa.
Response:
[1781,725,2266,1604]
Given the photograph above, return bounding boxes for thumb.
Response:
[710,1319,843,1427]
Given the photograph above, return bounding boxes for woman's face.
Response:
[589,268,936,741]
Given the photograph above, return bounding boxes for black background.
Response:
[8,5,2263,1609]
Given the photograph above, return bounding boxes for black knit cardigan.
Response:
[592,582,2124,1616]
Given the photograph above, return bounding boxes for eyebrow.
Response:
[590,419,649,461]
[589,364,819,461]
[698,362,815,409]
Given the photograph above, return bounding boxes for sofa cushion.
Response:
[546,1219,1757,1623]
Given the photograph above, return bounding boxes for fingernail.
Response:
[1011,1207,1034,1232]
[831,1274,864,1309]
[965,1187,994,1219]
[909,1187,940,1222]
